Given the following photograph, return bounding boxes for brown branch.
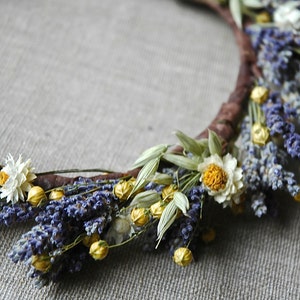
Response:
[34,0,259,190]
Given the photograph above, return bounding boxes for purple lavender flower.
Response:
[9,179,122,287]
[284,132,300,158]
[247,27,299,86]
[0,202,39,226]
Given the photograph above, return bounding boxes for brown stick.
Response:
[34,0,258,190]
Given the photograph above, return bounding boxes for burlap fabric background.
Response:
[0,0,299,299]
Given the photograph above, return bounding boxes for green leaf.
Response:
[147,173,174,185]
[229,0,242,29]
[156,201,177,247]
[130,190,161,208]
[208,129,222,156]
[130,158,160,196]
[163,153,198,171]
[174,130,205,157]
[242,0,264,9]
[173,192,190,216]
[132,144,169,168]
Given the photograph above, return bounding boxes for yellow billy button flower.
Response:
[113,178,136,201]
[293,191,300,202]
[130,207,149,227]
[31,254,51,273]
[161,184,178,202]
[256,12,271,24]
[27,186,47,207]
[0,171,9,186]
[250,86,269,104]
[82,233,100,247]
[251,123,270,146]
[202,228,216,244]
[89,240,109,260]
[150,201,166,219]
[173,247,193,267]
[49,189,65,201]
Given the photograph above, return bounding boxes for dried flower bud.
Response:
[49,189,65,201]
[201,228,216,243]
[161,184,178,202]
[251,123,270,146]
[256,12,271,24]
[173,247,193,267]
[31,254,51,273]
[27,186,47,207]
[150,201,165,219]
[82,233,100,247]
[113,178,136,201]
[250,86,269,104]
[293,191,300,202]
[130,207,149,227]
[89,240,109,260]
[0,171,9,186]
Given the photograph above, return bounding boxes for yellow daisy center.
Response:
[202,164,227,192]
[0,171,9,186]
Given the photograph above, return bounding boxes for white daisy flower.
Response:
[0,154,36,204]
[198,153,244,207]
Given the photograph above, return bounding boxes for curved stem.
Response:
[34,0,258,190]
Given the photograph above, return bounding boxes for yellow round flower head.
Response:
[173,247,193,267]
[293,191,300,202]
[161,184,178,202]
[250,86,269,104]
[202,164,227,192]
[150,201,165,219]
[49,189,65,201]
[130,207,149,227]
[251,123,270,146]
[256,12,271,24]
[89,240,109,260]
[31,254,51,273]
[113,178,136,201]
[27,186,47,207]
[82,233,100,247]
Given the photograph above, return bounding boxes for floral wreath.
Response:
[1,0,300,288]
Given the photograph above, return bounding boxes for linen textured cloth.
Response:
[0,0,299,299]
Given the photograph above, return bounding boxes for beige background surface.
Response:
[0,0,299,299]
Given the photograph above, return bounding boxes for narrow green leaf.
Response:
[163,153,198,171]
[147,173,174,185]
[208,129,222,156]
[175,130,204,157]
[132,144,168,168]
[229,0,242,28]
[130,158,160,195]
[173,192,190,216]
[130,190,161,208]
[156,201,177,247]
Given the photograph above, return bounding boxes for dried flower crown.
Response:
[1,0,300,288]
